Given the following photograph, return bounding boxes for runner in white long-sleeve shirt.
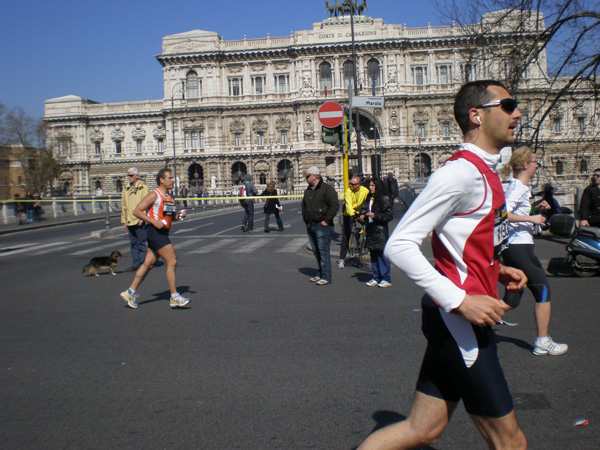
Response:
[358,81,529,450]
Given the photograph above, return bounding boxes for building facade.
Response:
[44,11,599,196]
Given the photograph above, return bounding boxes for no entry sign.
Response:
[318,102,344,128]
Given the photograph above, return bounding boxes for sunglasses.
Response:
[349,182,360,186]
[475,98,518,114]
[127,174,136,177]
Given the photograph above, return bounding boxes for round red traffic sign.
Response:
[318,102,344,128]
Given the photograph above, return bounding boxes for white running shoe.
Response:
[170,293,190,308]
[366,279,378,287]
[378,280,392,288]
[338,259,345,269]
[532,336,568,356]
[120,290,139,309]
[310,276,321,282]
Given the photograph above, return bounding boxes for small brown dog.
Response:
[82,251,122,276]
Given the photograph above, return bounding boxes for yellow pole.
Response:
[343,114,349,191]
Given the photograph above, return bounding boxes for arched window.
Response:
[319,62,333,92]
[231,162,247,184]
[415,153,432,178]
[367,58,380,88]
[556,160,564,175]
[186,71,199,99]
[343,60,354,90]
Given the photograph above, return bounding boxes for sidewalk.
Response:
[0,212,124,236]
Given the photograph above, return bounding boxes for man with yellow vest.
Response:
[121,167,149,271]
[338,175,370,269]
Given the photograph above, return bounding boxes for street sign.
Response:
[351,96,385,108]
[318,102,344,128]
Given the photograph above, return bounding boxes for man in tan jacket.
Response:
[121,167,149,271]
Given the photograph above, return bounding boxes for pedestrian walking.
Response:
[121,167,149,272]
[240,173,258,232]
[500,147,568,355]
[14,193,25,225]
[120,168,189,309]
[383,172,399,207]
[301,166,339,285]
[359,178,393,288]
[261,181,284,232]
[25,191,34,223]
[358,80,528,450]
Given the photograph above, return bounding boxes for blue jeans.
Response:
[127,224,147,267]
[306,222,334,282]
[241,200,254,231]
[264,211,284,231]
[370,249,391,283]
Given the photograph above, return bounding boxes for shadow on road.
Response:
[350,410,437,450]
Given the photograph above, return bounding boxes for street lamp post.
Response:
[98,149,110,230]
[343,0,364,176]
[170,80,186,196]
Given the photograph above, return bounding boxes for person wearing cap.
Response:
[121,167,149,271]
[301,166,339,285]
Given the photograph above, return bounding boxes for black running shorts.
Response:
[146,225,171,251]
[416,295,514,418]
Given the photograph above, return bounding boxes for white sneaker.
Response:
[170,293,190,308]
[120,290,139,309]
[338,259,345,269]
[310,276,321,282]
[366,279,378,287]
[378,280,392,288]
[532,336,568,356]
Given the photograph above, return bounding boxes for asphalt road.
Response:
[1,202,599,449]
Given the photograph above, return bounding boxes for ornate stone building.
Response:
[44,11,599,195]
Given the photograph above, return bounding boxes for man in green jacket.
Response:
[121,167,149,271]
[302,166,339,285]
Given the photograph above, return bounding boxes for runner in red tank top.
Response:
[120,168,190,309]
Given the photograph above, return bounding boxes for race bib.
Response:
[163,200,177,217]
[493,203,509,261]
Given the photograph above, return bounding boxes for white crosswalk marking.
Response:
[0,235,311,257]
[26,241,71,255]
[174,238,204,249]
[33,239,102,255]
[188,238,239,254]
[173,223,213,234]
[0,242,46,257]
[231,238,274,253]
[70,240,126,256]
[276,237,309,253]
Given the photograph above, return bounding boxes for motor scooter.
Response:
[565,226,600,277]
[532,183,574,237]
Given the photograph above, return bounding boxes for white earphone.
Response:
[476,116,481,125]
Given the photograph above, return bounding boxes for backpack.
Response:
[239,184,246,198]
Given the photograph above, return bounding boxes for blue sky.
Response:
[1,0,457,119]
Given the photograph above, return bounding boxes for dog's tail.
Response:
[82,264,94,274]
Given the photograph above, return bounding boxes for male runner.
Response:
[357,80,528,450]
[120,168,189,309]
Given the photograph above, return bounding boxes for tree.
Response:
[434,0,600,155]
[0,103,62,194]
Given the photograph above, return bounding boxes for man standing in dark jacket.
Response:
[301,166,339,285]
[240,173,258,232]
[579,168,600,227]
